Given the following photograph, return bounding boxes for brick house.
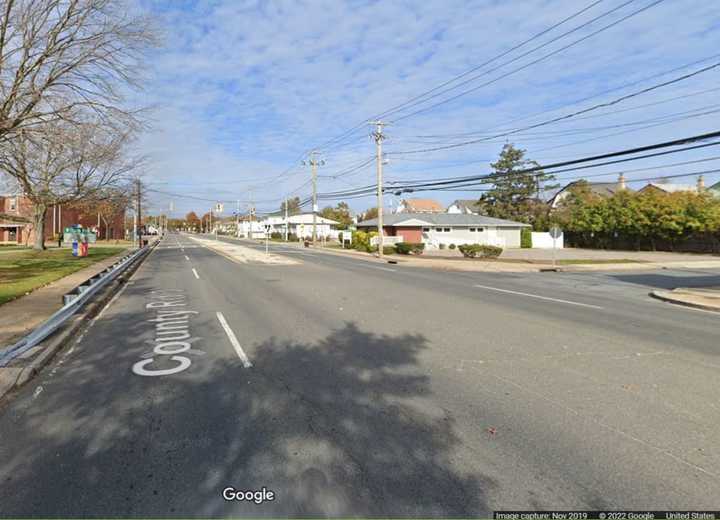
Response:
[0,194,126,245]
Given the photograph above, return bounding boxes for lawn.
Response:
[0,247,127,306]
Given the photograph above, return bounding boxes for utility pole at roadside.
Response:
[284,196,289,241]
[236,200,240,238]
[304,151,324,246]
[136,177,142,249]
[371,121,386,258]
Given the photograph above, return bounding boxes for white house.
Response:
[357,213,530,249]
[259,213,341,239]
[237,219,266,238]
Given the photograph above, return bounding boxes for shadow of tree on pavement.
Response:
[0,320,493,517]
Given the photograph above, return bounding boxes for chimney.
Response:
[697,175,705,191]
[618,173,626,190]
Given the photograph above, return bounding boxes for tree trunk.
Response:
[33,204,48,250]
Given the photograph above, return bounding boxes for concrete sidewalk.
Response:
[650,286,720,312]
[0,248,130,346]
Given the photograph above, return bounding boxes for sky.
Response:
[131,0,720,217]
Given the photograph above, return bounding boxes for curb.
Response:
[0,246,153,403]
[649,290,720,313]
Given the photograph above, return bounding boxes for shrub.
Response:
[458,244,481,258]
[270,231,282,240]
[521,228,532,248]
[288,233,298,242]
[439,243,446,250]
[449,243,456,250]
[352,230,379,252]
[458,244,503,258]
[480,245,503,258]
[382,245,395,255]
[395,242,412,255]
[395,242,424,255]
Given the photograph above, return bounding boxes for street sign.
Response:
[215,202,224,213]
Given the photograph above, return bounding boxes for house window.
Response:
[444,227,451,232]
[9,197,17,211]
[422,227,430,232]
[469,228,475,232]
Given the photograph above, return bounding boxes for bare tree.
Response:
[0,0,156,142]
[74,184,131,239]
[0,116,140,249]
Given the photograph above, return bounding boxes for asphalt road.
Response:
[1,233,718,517]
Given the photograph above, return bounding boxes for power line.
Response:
[406,54,720,140]
[389,62,720,156]
[390,0,665,123]
[311,131,720,200]
[372,0,612,121]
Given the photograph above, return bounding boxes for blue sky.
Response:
[133,0,720,217]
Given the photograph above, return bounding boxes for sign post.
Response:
[214,202,223,240]
[264,224,271,255]
[549,226,562,270]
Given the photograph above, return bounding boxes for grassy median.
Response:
[0,246,127,306]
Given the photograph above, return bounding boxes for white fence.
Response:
[531,231,564,249]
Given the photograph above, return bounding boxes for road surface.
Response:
[1,233,718,517]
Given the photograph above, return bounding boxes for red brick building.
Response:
[0,194,126,245]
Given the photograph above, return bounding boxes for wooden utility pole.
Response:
[136,178,142,249]
[303,151,324,246]
[371,121,386,258]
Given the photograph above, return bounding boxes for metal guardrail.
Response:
[0,244,155,367]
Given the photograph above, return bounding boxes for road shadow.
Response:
[609,272,720,289]
[0,315,492,517]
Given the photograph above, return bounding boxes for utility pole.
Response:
[371,121,386,258]
[236,200,240,238]
[304,151,324,246]
[284,196,289,241]
[136,177,142,249]
[248,191,254,240]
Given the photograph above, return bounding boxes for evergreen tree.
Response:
[479,144,558,229]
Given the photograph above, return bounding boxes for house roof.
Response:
[640,183,697,193]
[448,199,480,211]
[357,212,530,227]
[398,198,443,212]
[550,180,633,205]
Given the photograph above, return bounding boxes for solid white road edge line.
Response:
[474,284,604,309]
[192,268,200,279]
[216,311,253,368]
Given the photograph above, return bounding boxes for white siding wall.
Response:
[420,226,521,248]
[497,227,523,248]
